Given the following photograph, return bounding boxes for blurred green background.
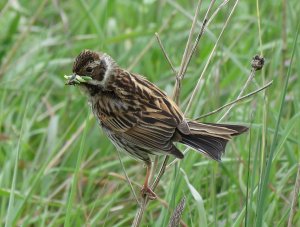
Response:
[0,0,299,226]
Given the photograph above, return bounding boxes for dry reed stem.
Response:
[155,33,177,75]
[195,80,272,120]
[184,0,240,115]
[172,0,204,103]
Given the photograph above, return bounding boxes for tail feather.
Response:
[181,134,228,161]
[205,123,248,136]
[179,121,248,161]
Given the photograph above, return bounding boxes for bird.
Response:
[65,49,248,200]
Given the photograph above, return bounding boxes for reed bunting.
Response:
[65,50,248,199]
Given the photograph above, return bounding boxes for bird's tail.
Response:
[179,121,248,161]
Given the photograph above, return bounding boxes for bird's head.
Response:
[65,49,116,90]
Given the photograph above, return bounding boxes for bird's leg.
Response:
[141,162,157,200]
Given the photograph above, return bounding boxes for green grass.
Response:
[0,0,299,226]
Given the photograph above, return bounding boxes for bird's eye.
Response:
[86,67,93,73]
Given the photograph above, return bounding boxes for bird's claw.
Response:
[141,186,157,200]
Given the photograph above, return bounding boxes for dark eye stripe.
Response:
[95,73,104,81]
[86,67,93,73]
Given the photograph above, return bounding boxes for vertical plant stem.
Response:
[5,101,28,227]
[256,0,263,56]
[132,157,170,227]
[151,156,170,191]
[184,0,240,115]
[132,0,244,225]
[132,199,148,227]
[173,0,203,103]
[255,22,299,227]
[281,0,287,78]
[132,1,205,225]
[287,164,300,227]
[245,116,255,227]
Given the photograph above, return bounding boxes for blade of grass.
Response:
[0,0,49,78]
[5,100,28,227]
[64,113,90,226]
[255,22,299,227]
[181,168,207,227]
[77,0,104,40]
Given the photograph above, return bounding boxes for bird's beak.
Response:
[64,74,92,85]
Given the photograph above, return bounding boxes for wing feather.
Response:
[100,69,189,153]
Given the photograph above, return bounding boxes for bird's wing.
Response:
[130,72,191,135]
[109,70,190,133]
[99,105,177,152]
[99,70,190,152]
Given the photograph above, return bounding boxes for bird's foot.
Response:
[141,186,157,200]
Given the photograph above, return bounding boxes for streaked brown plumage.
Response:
[66,49,248,199]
